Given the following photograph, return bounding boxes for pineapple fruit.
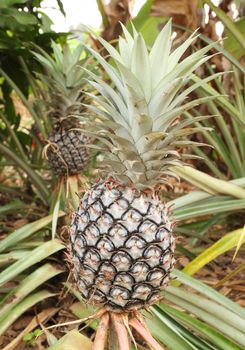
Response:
[47,125,91,176]
[69,20,216,347]
[33,42,91,176]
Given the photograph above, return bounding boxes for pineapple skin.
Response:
[70,181,175,312]
[47,128,91,176]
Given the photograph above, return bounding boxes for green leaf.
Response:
[166,286,245,333]
[172,166,245,199]
[0,144,49,204]
[0,240,64,287]
[0,290,54,336]
[0,213,65,253]
[171,270,245,318]
[0,200,25,215]
[96,0,108,28]
[174,198,245,220]
[157,303,244,350]
[0,263,63,320]
[138,16,168,47]
[182,228,245,276]
[56,0,66,17]
[164,292,245,347]
[0,0,27,8]
[0,8,38,27]
[131,0,153,30]
[224,18,245,59]
[204,0,245,52]
[145,309,198,350]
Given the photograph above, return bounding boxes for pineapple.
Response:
[33,42,92,176]
[46,124,91,176]
[69,21,216,348]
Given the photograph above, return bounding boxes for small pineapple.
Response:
[46,124,91,176]
[69,21,216,314]
[33,42,92,176]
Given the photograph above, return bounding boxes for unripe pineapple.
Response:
[69,21,216,313]
[33,42,92,175]
[46,125,91,176]
[70,181,175,311]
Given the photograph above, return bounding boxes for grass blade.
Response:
[0,290,54,336]
[0,240,64,287]
[171,270,245,318]
[157,303,244,350]
[182,228,245,276]
[0,213,65,253]
[0,263,63,320]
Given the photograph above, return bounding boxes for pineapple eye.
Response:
[109,224,127,238]
[124,235,146,260]
[73,246,86,260]
[160,252,171,268]
[132,284,152,300]
[84,224,100,245]
[160,275,170,287]
[79,265,95,286]
[123,188,134,202]
[110,188,120,198]
[111,251,132,271]
[91,188,103,200]
[155,228,169,243]
[108,224,128,248]
[139,220,157,231]
[109,286,130,307]
[78,213,89,230]
[73,233,86,249]
[88,201,103,220]
[94,275,112,294]
[96,237,114,259]
[114,272,134,287]
[108,199,128,219]
[125,235,146,249]
[98,262,116,279]
[148,291,161,304]
[96,214,113,233]
[147,268,166,287]
[89,288,106,304]
[143,245,163,267]
[130,261,150,282]
[123,209,142,222]
[77,279,89,297]
[83,249,101,268]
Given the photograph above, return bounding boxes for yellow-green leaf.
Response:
[182,228,245,276]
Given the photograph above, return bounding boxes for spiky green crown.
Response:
[84,21,218,190]
[33,41,90,123]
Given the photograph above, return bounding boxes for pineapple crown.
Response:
[83,20,219,191]
[32,41,91,123]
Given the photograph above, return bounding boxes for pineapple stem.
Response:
[108,316,119,350]
[111,313,131,350]
[129,317,165,350]
[92,312,110,350]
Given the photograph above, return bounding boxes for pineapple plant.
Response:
[33,42,92,176]
[69,21,217,349]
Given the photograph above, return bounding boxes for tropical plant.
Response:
[32,41,93,177]
[65,20,237,349]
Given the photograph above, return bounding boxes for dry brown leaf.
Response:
[102,0,132,41]
[3,307,59,350]
[151,0,199,29]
